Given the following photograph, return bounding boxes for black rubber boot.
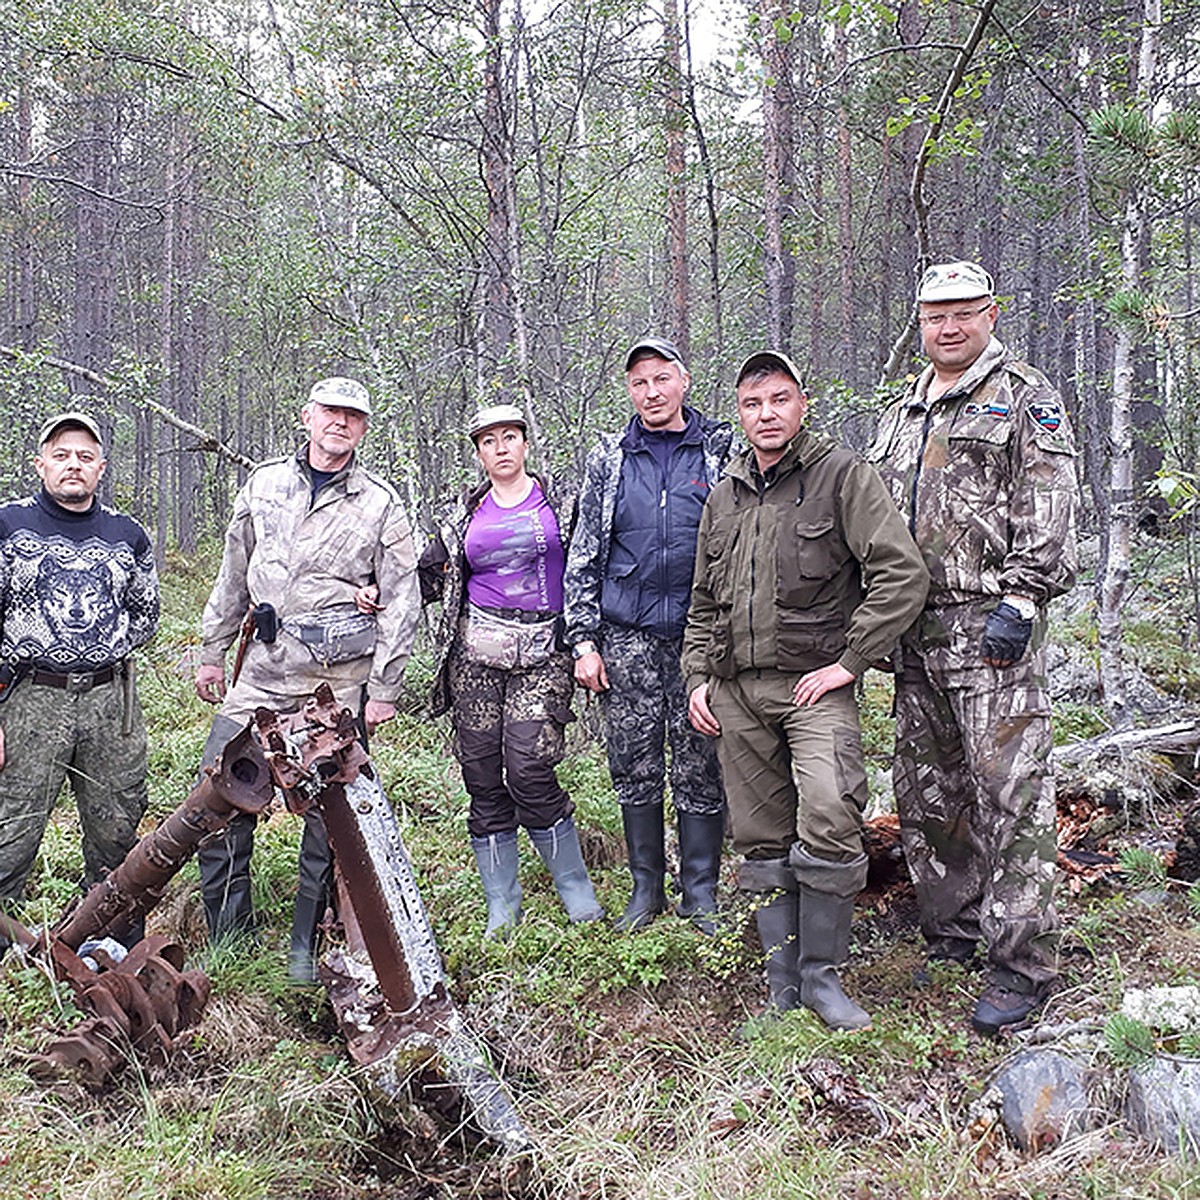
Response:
[614,803,667,932]
[739,857,800,1019]
[289,809,333,983]
[197,715,257,940]
[676,811,725,934]
[199,812,257,939]
[289,892,326,984]
[791,846,872,1032]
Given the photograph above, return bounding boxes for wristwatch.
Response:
[572,640,597,659]
[1002,595,1037,621]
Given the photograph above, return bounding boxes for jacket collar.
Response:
[727,427,834,488]
[910,336,1007,408]
[620,404,705,452]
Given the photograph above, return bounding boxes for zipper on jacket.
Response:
[908,404,936,540]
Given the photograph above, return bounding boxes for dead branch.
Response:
[1052,719,1200,768]
[0,346,257,472]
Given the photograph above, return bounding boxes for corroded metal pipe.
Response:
[51,723,276,951]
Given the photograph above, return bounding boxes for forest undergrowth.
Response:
[3,547,1200,1199]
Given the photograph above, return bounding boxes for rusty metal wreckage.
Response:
[0,683,531,1154]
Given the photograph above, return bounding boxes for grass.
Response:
[5,552,1200,1197]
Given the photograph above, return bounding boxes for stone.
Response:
[1126,1056,1200,1157]
[987,1049,1095,1152]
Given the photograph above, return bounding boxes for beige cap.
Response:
[309,376,371,415]
[916,261,995,304]
[467,404,527,442]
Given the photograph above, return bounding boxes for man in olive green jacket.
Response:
[683,351,928,1031]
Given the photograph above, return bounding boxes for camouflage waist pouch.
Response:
[463,603,557,670]
[285,608,377,666]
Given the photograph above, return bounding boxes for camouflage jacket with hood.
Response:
[200,448,419,717]
[866,337,1078,610]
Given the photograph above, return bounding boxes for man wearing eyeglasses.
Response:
[868,261,1078,1036]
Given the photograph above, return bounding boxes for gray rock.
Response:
[988,1049,1095,1152]
[1126,1055,1200,1156]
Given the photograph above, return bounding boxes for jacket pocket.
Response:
[776,508,851,609]
[704,613,736,679]
[600,553,641,627]
[776,610,847,673]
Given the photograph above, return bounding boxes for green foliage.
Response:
[1119,847,1168,890]
[1104,1011,1158,1067]
[1053,701,1109,746]
[0,956,84,1048]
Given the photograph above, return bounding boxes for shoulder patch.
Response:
[1027,399,1064,433]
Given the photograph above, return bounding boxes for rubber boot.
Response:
[471,830,523,939]
[791,846,872,1032]
[197,715,257,940]
[289,893,326,984]
[528,816,604,923]
[199,812,257,939]
[740,857,800,1016]
[614,803,667,932]
[676,811,725,934]
[289,810,333,983]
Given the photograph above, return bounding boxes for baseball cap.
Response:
[735,350,803,388]
[624,336,686,372]
[916,261,995,304]
[308,376,371,415]
[38,412,103,449]
[467,404,528,442]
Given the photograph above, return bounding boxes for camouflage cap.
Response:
[309,376,371,415]
[916,261,995,304]
[467,403,527,443]
[624,336,686,372]
[38,411,103,450]
[735,350,803,388]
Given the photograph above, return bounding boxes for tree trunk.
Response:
[1098,0,1161,730]
[760,0,796,352]
[663,0,689,361]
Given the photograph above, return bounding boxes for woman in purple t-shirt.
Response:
[417,405,603,938]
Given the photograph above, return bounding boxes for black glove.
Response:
[981,602,1032,666]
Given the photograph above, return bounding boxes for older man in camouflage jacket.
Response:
[194,377,419,980]
[868,262,1079,1035]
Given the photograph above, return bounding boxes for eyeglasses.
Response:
[918,303,993,328]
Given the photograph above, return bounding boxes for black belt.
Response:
[27,663,123,692]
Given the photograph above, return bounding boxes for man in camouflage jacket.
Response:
[564,337,735,933]
[193,377,420,979]
[867,262,1079,1035]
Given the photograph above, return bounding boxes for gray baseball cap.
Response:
[624,336,686,372]
[38,411,103,450]
[916,261,995,304]
[309,376,371,415]
[735,350,803,388]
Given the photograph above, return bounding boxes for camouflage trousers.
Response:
[600,624,724,816]
[895,603,1058,992]
[0,674,147,908]
[449,636,576,837]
